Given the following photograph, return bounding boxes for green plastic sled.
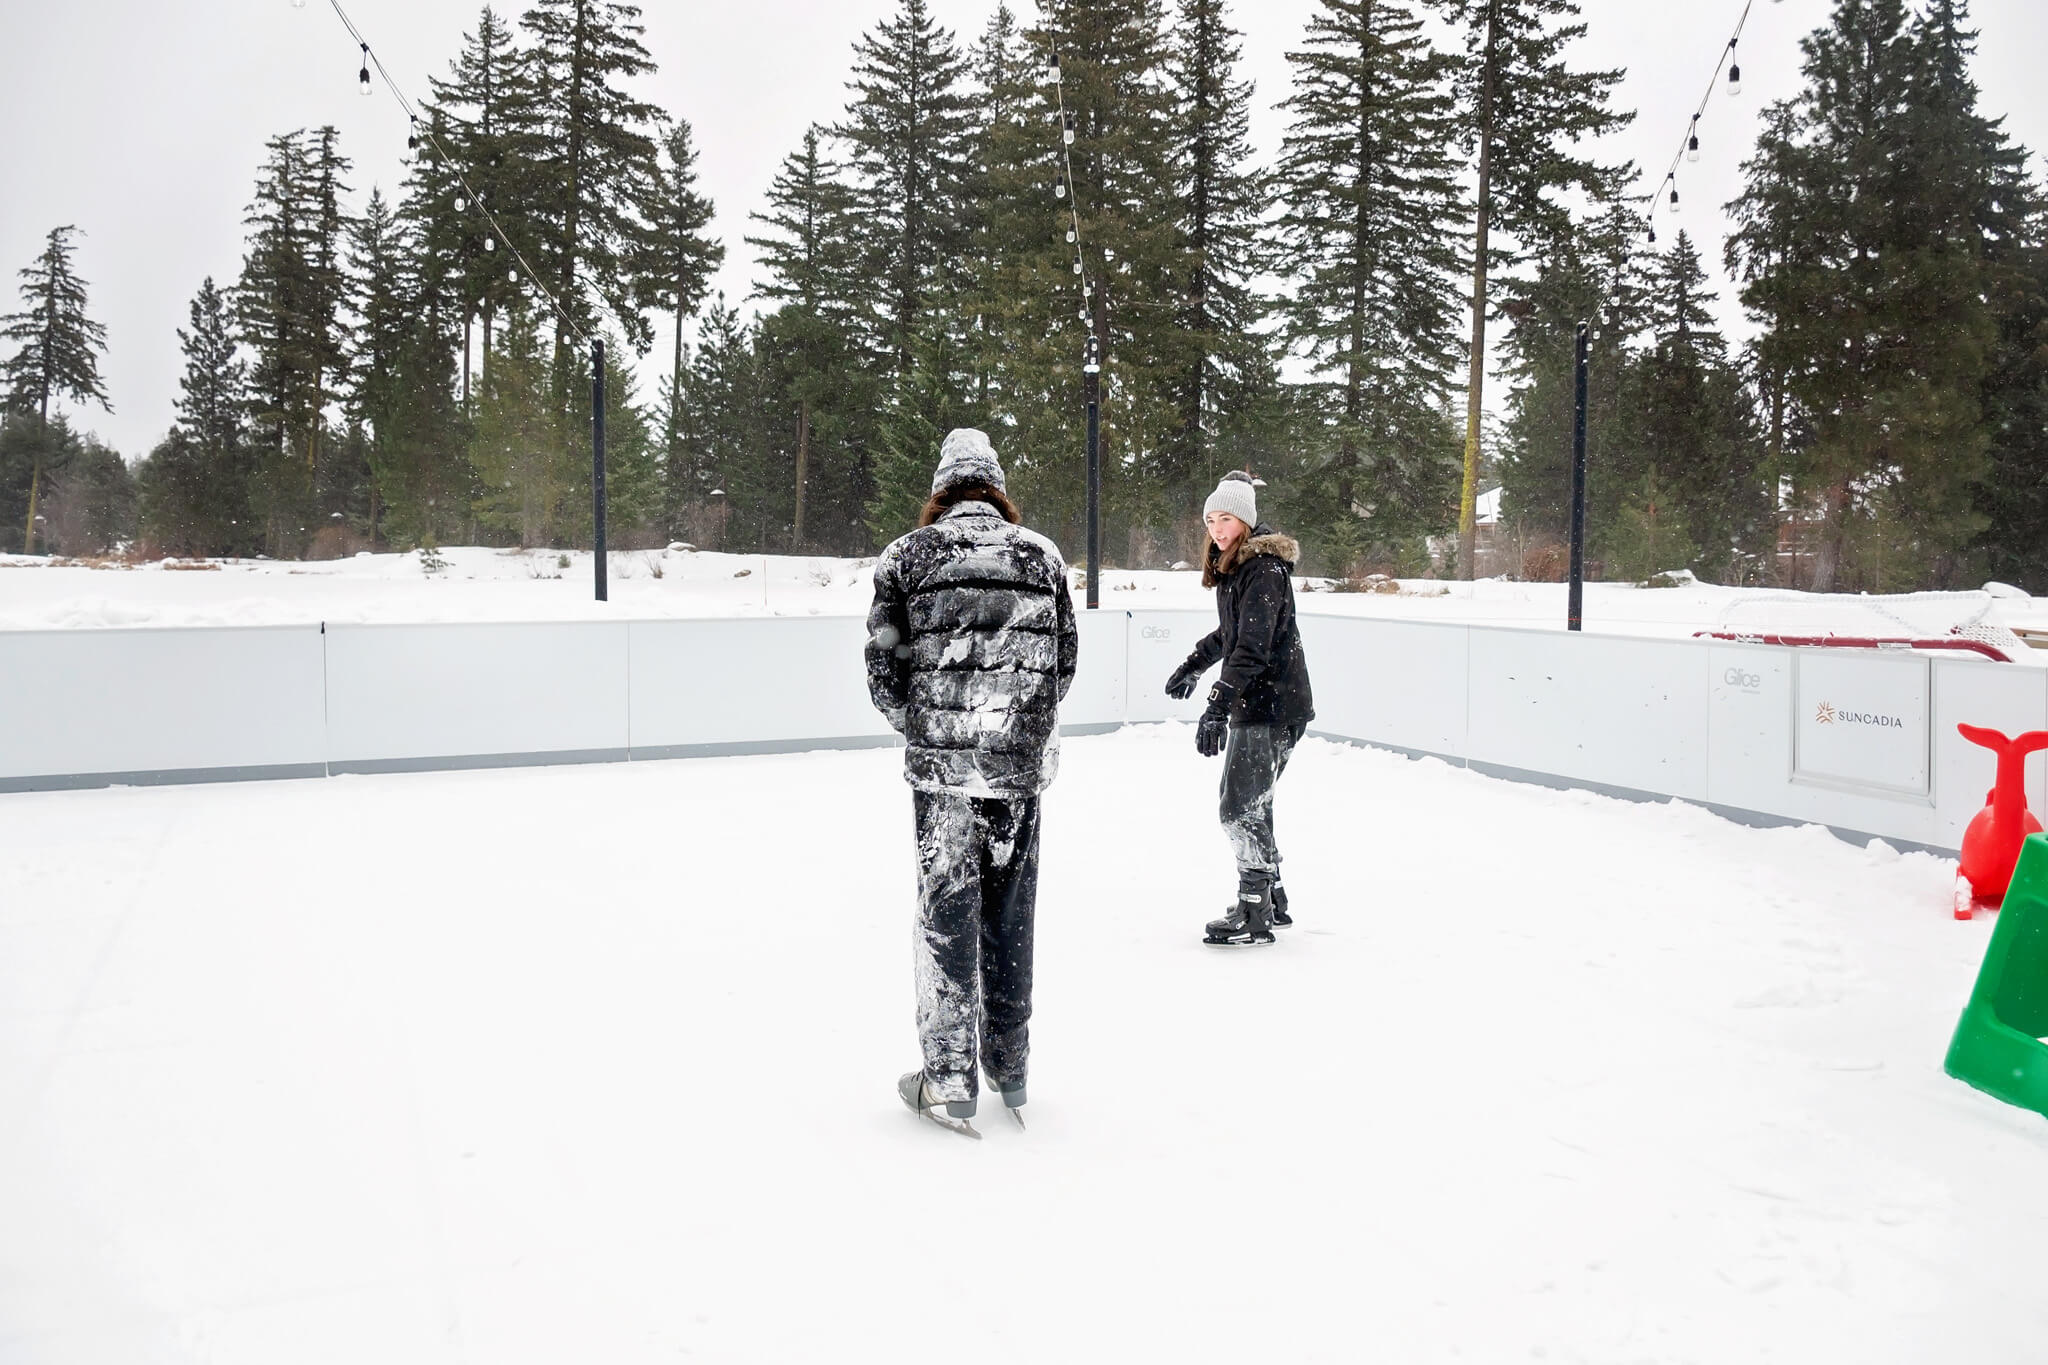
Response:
[1946,832,2048,1120]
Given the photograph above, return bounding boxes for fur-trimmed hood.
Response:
[1203,526,1300,588]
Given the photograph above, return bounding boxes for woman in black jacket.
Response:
[1164,471,1315,947]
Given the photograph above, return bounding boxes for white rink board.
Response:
[324,622,629,765]
[1466,628,1711,802]
[628,616,891,749]
[1793,651,1931,796]
[0,625,326,781]
[1123,610,1218,725]
[10,611,2048,852]
[1299,616,1469,759]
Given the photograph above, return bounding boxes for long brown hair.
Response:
[919,483,1021,527]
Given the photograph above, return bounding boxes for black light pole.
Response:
[1567,321,1589,632]
[1084,332,1101,610]
[592,339,608,602]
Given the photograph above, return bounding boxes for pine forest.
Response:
[4,0,2046,594]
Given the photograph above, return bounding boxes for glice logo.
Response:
[1723,667,1762,692]
[1141,625,1174,641]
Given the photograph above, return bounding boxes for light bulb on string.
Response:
[454,195,467,213]
[359,43,372,96]
[1055,182,1066,200]
[1727,41,1742,96]
[485,236,496,252]
[1047,51,1061,85]
[1668,183,1680,214]
[1687,115,1700,162]
[1063,112,1076,147]
[1066,229,1076,243]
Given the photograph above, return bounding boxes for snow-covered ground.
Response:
[3,725,2044,1363]
[5,546,2047,652]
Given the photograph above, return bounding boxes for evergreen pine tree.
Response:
[1272,0,1467,572]
[1442,0,1632,576]
[139,277,255,556]
[470,303,567,545]
[1,225,112,553]
[1727,0,2006,590]
[427,5,535,400]
[236,129,354,555]
[985,0,1186,558]
[747,127,870,550]
[634,118,724,384]
[682,298,777,551]
[517,0,664,366]
[836,0,975,374]
[1495,203,1643,569]
[1615,231,1766,581]
[1164,0,1271,520]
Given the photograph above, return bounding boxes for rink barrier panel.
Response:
[4,609,2046,855]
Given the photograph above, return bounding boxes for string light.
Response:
[1638,0,1765,246]
[1048,37,1093,343]
[305,0,595,344]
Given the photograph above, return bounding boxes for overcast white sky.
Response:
[3,0,2045,461]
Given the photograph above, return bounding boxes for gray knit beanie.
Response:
[930,428,1006,495]
[1203,470,1258,529]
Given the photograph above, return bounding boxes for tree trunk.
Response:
[22,457,41,554]
[1457,3,1499,579]
[1810,483,1852,592]
[793,401,811,550]
[463,312,473,407]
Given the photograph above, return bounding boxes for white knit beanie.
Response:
[930,428,1006,495]
[1203,471,1257,530]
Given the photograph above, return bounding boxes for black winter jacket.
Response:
[866,501,1080,797]
[1178,525,1315,728]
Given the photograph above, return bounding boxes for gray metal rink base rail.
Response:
[0,725,1131,795]
[1307,730,1961,859]
[0,762,329,795]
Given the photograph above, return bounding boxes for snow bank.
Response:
[6,547,2047,656]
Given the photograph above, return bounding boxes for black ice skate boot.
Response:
[1270,881,1292,928]
[898,1071,980,1140]
[984,1071,1028,1128]
[1203,887,1276,947]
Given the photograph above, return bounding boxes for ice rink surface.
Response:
[3,724,2045,1363]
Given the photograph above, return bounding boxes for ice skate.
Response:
[984,1071,1027,1128]
[898,1071,981,1139]
[1204,892,1276,947]
[1270,882,1292,928]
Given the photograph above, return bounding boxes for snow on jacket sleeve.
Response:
[1054,572,1079,702]
[1216,558,1288,702]
[865,546,911,733]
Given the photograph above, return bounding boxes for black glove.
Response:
[1164,659,1202,700]
[1195,680,1237,757]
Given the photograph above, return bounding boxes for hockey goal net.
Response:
[1698,590,2030,663]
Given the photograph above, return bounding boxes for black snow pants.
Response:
[911,790,1041,1105]
[1220,722,1304,898]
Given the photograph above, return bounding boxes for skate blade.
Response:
[924,1111,982,1140]
[1008,1106,1026,1130]
[1203,934,1276,947]
[900,1084,983,1139]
